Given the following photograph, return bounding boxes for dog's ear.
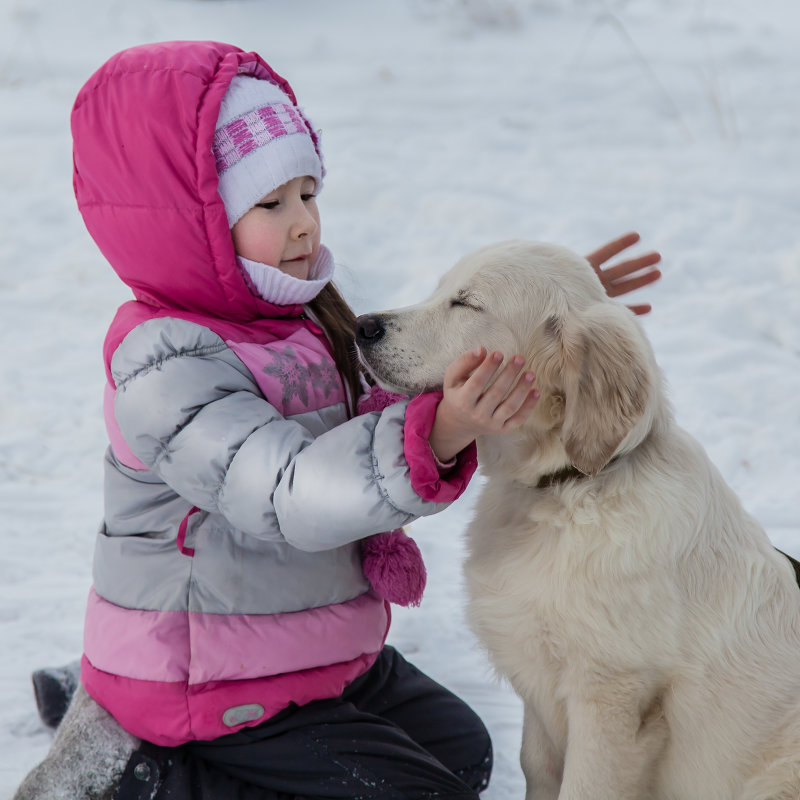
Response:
[558,304,651,476]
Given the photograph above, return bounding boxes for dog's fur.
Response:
[356,240,800,800]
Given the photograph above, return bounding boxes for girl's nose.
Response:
[293,205,318,240]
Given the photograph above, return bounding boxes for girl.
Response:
[17,40,660,800]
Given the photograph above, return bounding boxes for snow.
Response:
[1,0,799,795]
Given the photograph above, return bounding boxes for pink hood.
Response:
[71,41,319,322]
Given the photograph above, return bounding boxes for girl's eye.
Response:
[256,201,279,210]
[301,194,316,202]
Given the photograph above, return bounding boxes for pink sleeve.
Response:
[403,392,478,503]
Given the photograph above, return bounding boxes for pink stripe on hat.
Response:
[214,75,324,227]
[213,104,310,175]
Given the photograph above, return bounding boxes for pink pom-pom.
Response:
[357,386,424,606]
[361,529,427,607]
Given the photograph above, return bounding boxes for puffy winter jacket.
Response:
[71,41,477,746]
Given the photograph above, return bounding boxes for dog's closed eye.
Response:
[450,290,483,311]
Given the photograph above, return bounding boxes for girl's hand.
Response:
[586,231,662,315]
[428,348,540,463]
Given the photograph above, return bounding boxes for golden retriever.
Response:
[355,240,800,800]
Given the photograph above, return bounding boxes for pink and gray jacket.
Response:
[71,41,477,747]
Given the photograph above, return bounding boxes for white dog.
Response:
[355,240,800,800]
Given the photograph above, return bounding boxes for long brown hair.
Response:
[307,282,364,417]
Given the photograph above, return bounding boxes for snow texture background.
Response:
[1,0,799,795]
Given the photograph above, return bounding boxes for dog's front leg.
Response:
[557,683,667,800]
[521,703,563,800]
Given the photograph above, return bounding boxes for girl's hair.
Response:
[307,283,363,416]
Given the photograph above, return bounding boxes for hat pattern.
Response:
[213,103,312,176]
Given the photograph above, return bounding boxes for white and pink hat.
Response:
[213,75,324,227]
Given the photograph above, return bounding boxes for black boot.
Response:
[31,659,81,728]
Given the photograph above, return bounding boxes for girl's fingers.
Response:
[490,366,536,418]
[604,267,662,298]
[586,231,641,271]
[446,349,538,425]
[476,354,526,410]
[463,350,507,395]
[500,384,540,428]
[444,347,487,388]
[586,234,662,305]
[600,251,662,285]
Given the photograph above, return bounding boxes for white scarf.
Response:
[238,245,335,305]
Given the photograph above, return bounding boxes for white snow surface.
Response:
[1,0,799,795]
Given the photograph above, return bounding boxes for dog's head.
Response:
[356,240,664,481]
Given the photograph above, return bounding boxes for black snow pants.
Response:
[113,646,492,800]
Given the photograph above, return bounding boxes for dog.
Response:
[355,240,800,800]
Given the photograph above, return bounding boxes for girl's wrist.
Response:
[428,414,474,464]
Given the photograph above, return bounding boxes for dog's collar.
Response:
[534,456,621,489]
[535,465,587,489]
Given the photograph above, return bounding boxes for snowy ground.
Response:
[2,0,799,795]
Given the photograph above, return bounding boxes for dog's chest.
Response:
[465,488,575,667]
[463,481,666,699]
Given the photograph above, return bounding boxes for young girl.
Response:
[17,40,660,800]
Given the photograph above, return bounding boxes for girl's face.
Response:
[231,175,321,280]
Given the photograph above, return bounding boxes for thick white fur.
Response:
[357,240,800,800]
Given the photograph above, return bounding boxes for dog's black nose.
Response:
[355,314,385,344]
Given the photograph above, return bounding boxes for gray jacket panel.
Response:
[101,316,452,614]
[94,507,369,614]
[273,402,451,552]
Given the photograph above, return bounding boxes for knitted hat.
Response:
[213,75,324,227]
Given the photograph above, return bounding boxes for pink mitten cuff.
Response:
[403,392,478,503]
